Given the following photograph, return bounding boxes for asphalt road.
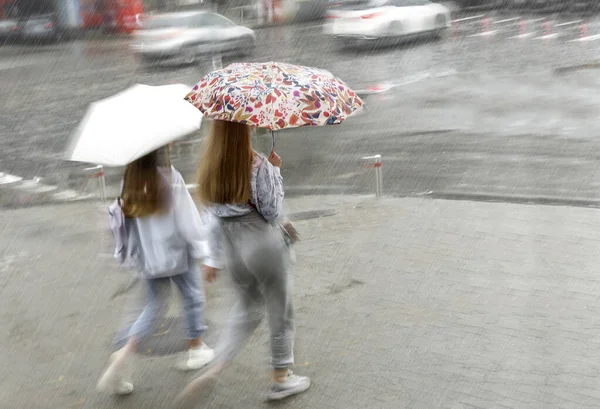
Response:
[2,13,600,205]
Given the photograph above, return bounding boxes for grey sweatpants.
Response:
[216,210,295,369]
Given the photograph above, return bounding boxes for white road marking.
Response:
[52,190,92,201]
[0,173,23,185]
[495,17,521,25]
[12,179,58,193]
[469,30,498,37]
[356,70,457,97]
[535,33,560,40]
[451,15,485,23]
[0,60,38,71]
[568,34,600,42]
[510,33,535,39]
[1,171,93,203]
[555,20,583,28]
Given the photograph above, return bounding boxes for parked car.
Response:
[0,18,19,44]
[325,0,451,46]
[17,13,65,43]
[131,11,256,66]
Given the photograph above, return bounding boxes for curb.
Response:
[3,186,600,210]
[554,62,600,74]
[285,186,600,209]
[423,191,600,209]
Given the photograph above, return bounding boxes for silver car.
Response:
[131,11,256,66]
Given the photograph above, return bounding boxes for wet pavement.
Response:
[2,13,600,205]
[5,195,600,409]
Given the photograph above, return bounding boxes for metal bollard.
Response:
[212,54,223,71]
[362,155,383,198]
[84,165,106,202]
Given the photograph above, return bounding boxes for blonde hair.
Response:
[121,150,167,218]
[196,120,253,205]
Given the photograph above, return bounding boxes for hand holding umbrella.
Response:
[268,149,282,168]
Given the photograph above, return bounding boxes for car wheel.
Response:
[434,14,448,38]
[137,54,154,67]
[182,49,197,65]
[388,21,404,38]
[238,36,255,57]
[336,37,357,51]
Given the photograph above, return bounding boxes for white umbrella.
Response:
[66,84,203,167]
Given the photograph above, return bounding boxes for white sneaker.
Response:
[97,348,133,395]
[115,379,134,396]
[267,370,311,401]
[177,344,215,371]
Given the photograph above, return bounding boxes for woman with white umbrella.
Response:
[65,84,215,395]
[96,148,215,395]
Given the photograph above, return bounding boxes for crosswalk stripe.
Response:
[469,30,499,37]
[0,173,23,185]
[12,180,58,193]
[569,34,600,42]
[1,171,94,204]
[535,33,561,40]
[51,190,92,201]
[510,33,535,39]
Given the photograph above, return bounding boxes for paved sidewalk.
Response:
[2,195,600,409]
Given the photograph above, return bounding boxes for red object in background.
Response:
[0,0,14,19]
[81,0,142,32]
[80,0,104,28]
[272,0,282,22]
[112,0,143,33]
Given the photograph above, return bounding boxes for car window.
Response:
[195,13,236,27]
[141,15,192,29]
[390,0,429,6]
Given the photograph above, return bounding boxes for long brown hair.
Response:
[121,150,167,218]
[196,120,253,205]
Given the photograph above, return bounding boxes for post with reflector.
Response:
[362,154,383,198]
[212,54,223,71]
[519,18,526,36]
[84,165,106,203]
[580,21,588,40]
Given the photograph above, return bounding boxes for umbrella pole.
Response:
[271,130,275,151]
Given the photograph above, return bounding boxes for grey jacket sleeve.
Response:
[254,159,284,223]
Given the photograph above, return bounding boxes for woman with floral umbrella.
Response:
[175,62,364,407]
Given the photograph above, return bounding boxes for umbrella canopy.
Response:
[67,84,203,167]
[184,62,365,131]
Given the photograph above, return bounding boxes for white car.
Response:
[325,0,451,45]
[131,11,256,66]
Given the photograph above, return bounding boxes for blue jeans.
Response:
[126,266,207,342]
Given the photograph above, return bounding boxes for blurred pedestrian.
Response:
[97,148,215,396]
[176,120,309,406]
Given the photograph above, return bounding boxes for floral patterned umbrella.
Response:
[184,62,365,131]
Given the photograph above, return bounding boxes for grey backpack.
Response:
[108,198,141,269]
